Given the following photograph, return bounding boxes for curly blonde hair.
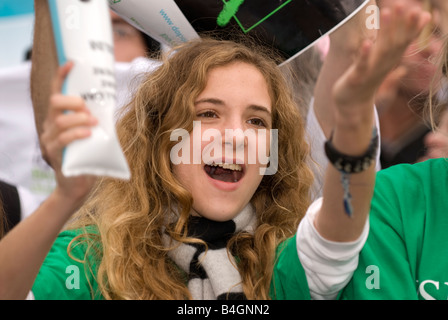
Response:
[68,37,313,300]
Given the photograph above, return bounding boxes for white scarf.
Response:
[163,204,257,300]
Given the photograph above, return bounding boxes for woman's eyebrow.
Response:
[248,105,271,117]
[195,98,271,116]
[194,98,225,106]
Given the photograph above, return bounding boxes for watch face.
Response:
[173,0,369,62]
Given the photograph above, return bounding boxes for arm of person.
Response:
[313,0,378,139]
[297,1,431,299]
[0,65,97,300]
[317,1,431,241]
[307,0,382,201]
[0,189,87,299]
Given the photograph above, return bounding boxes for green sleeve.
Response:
[270,235,311,300]
[32,228,103,300]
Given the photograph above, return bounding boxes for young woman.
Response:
[0,1,429,299]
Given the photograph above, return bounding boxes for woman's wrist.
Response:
[48,187,84,219]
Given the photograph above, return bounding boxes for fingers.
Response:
[43,63,98,169]
[380,2,429,42]
[363,2,431,81]
[413,7,432,33]
[44,96,98,147]
[53,111,98,147]
[42,117,97,170]
[45,125,93,158]
[48,94,87,117]
[51,61,74,94]
[388,1,431,45]
[352,39,373,76]
[332,2,432,109]
[339,39,374,91]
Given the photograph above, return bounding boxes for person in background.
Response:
[419,0,448,161]
[110,11,160,62]
[375,0,444,168]
[0,181,21,235]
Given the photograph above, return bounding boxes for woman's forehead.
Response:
[199,63,272,109]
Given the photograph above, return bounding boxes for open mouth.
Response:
[204,163,244,183]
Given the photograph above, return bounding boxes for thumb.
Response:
[51,61,74,94]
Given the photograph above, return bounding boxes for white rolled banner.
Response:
[109,0,370,64]
[48,0,131,180]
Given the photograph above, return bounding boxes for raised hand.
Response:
[332,1,432,113]
[41,62,98,206]
[315,1,431,243]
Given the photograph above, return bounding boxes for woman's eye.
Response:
[247,118,267,127]
[197,110,217,118]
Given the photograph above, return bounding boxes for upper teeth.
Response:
[210,163,242,171]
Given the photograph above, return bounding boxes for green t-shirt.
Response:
[32,227,103,300]
[32,229,310,300]
[340,158,448,300]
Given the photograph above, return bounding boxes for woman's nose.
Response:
[220,120,248,156]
